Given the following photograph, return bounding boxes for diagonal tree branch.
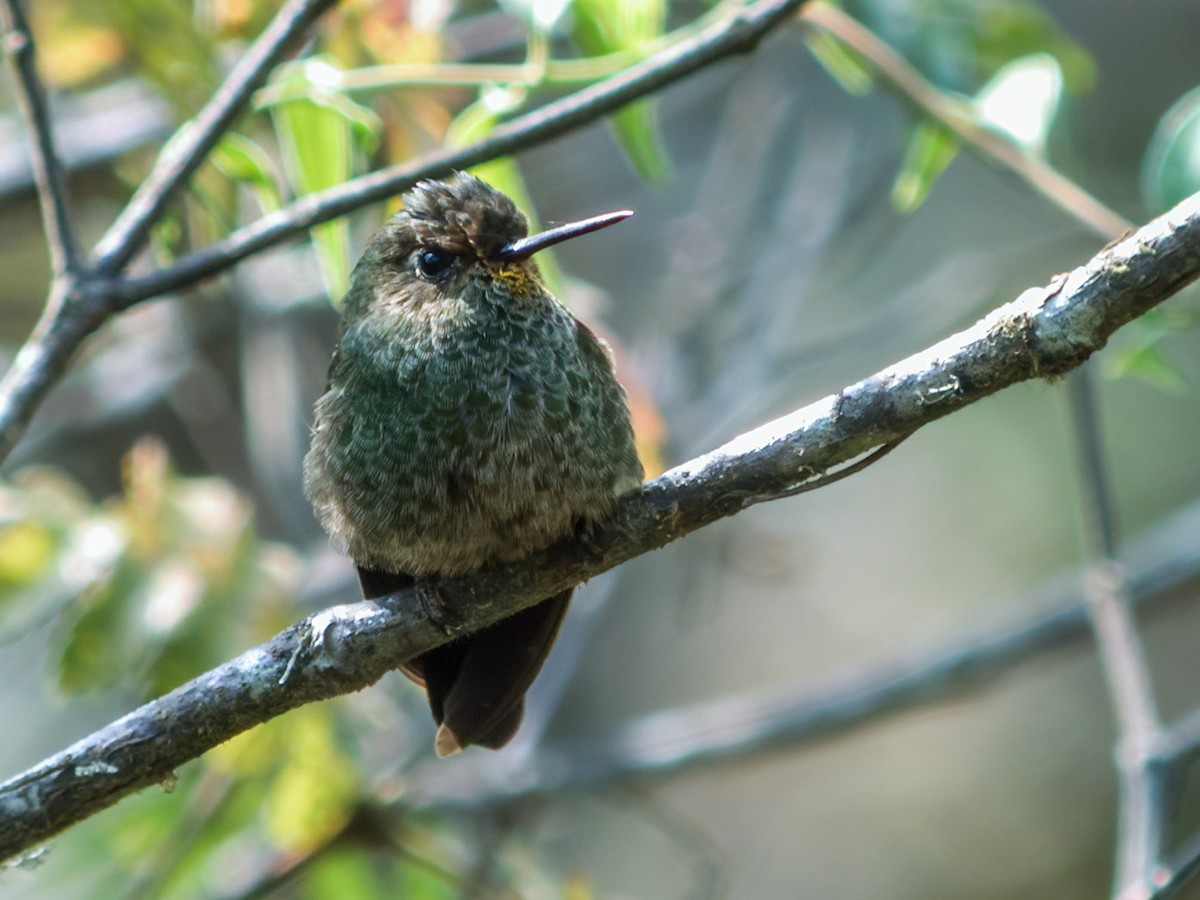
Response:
[90,0,338,276]
[0,0,81,277]
[2,188,1199,862]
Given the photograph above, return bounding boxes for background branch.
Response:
[90,0,338,275]
[0,0,341,463]
[1068,369,1168,896]
[0,0,80,276]
[2,188,1199,861]
[0,279,110,462]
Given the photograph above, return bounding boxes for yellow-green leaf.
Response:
[263,710,359,852]
[570,0,671,184]
[211,133,283,213]
[1141,84,1200,215]
[974,53,1063,153]
[306,847,396,900]
[1105,342,1189,394]
[892,122,960,212]
[263,58,382,302]
[0,522,55,586]
[609,100,671,184]
[805,29,875,96]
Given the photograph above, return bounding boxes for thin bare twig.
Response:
[798,1,1133,241]
[90,0,339,276]
[1069,374,1161,746]
[1068,370,1168,897]
[0,0,81,276]
[1072,389,1160,749]
[744,435,909,504]
[2,189,1199,861]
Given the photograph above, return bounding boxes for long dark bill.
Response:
[493,209,633,261]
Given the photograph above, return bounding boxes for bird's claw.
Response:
[413,577,463,637]
[574,516,609,562]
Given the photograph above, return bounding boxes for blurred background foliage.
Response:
[2,0,1200,897]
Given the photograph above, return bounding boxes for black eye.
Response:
[415,247,455,282]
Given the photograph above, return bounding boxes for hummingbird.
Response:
[303,172,643,756]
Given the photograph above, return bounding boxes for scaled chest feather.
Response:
[303,293,639,576]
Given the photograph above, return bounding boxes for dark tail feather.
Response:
[434,589,572,754]
[357,567,571,755]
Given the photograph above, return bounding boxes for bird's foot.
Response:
[413,577,463,638]
[573,516,610,562]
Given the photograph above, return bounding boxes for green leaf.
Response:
[571,0,664,49]
[0,470,102,640]
[263,58,382,302]
[305,847,394,900]
[396,855,462,900]
[1141,84,1200,215]
[263,710,359,852]
[211,133,283,213]
[570,0,672,184]
[609,100,672,184]
[444,84,528,147]
[149,208,184,264]
[499,0,574,30]
[971,0,1095,95]
[56,555,138,692]
[0,522,55,587]
[185,175,237,243]
[92,0,220,114]
[1105,342,1189,394]
[974,53,1063,153]
[892,122,960,212]
[805,29,875,96]
[845,0,1094,96]
[444,86,534,209]
[1104,308,1200,393]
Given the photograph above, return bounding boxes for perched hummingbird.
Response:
[303,172,643,756]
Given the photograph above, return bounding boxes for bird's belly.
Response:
[320,393,617,577]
